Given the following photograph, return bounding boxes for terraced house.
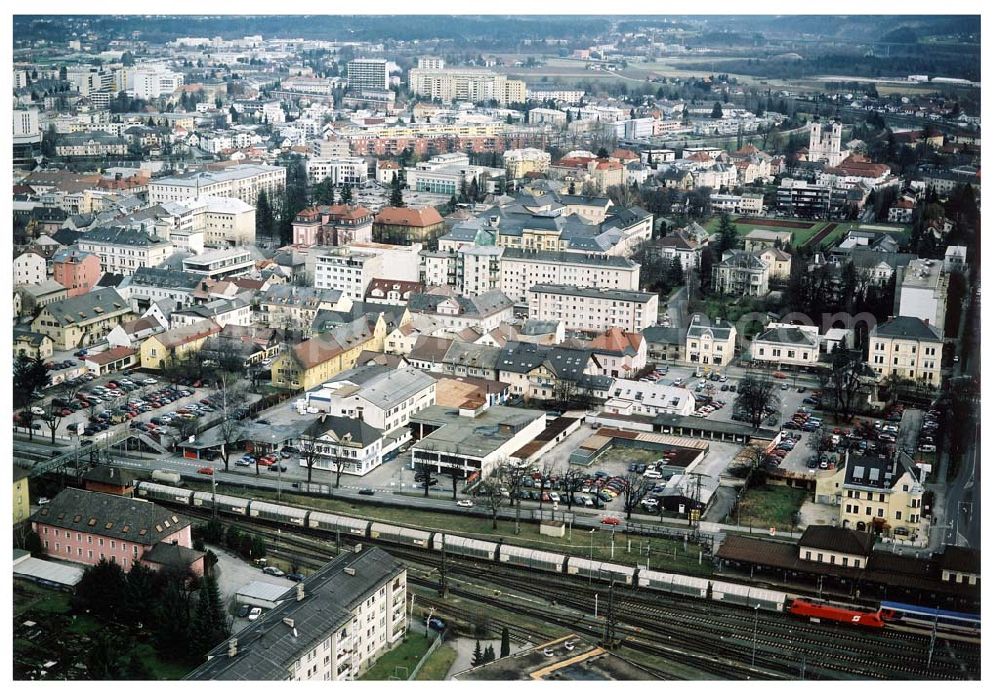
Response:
[271,315,386,391]
[31,287,135,350]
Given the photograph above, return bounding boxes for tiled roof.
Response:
[797,525,875,556]
[31,488,191,546]
[374,206,443,228]
[872,316,942,342]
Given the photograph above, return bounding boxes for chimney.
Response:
[227,638,238,657]
[354,543,362,553]
[344,567,356,576]
[296,583,305,601]
[283,617,295,629]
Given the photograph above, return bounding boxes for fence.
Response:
[407,632,443,681]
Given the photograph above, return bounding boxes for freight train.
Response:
[135,482,942,630]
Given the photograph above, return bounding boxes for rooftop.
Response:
[411,405,546,459]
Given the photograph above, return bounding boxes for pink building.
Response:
[31,488,205,577]
[292,204,374,246]
[588,327,648,378]
[51,248,101,298]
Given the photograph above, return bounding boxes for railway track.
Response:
[184,509,980,680]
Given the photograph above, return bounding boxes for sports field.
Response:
[702,216,908,250]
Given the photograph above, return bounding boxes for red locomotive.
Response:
[787,598,885,628]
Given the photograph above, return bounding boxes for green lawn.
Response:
[213,483,712,575]
[414,645,458,680]
[132,643,194,680]
[359,634,433,681]
[738,485,808,532]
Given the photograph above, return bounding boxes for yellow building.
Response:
[868,316,944,388]
[271,315,385,391]
[30,288,134,351]
[13,466,31,525]
[13,330,53,360]
[139,319,221,370]
[815,452,928,541]
[757,247,792,280]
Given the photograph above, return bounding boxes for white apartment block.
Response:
[408,65,526,106]
[13,108,40,138]
[14,251,47,287]
[157,196,256,248]
[457,246,503,297]
[312,138,352,159]
[500,249,640,304]
[127,66,183,99]
[182,247,256,279]
[148,164,286,206]
[527,284,658,334]
[528,108,567,125]
[503,148,551,179]
[604,379,696,418]
[188,548,407,681]
[895,258,949,333]
[306,157,368,186]
[77,229,174,276]
[710,192,765,216]
[526,89,584,103]
[405,153,503,196]
[313,243,421,301]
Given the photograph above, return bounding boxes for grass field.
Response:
[414,644,459,680]
[700,216,911,251]
[359,634,433,681]
[211,483,713,575]
[738,485,808,532]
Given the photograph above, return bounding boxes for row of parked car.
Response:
[917,407,941,453]
[782,409,824,433]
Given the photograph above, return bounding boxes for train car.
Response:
[191,491,251,516]
[150,469,182,485]
[248,500,307,527]
[566,557,635,585]
[787,598,883,628]
[433,534,498,561]
[369,522,433,549]
[879,601,981,638]
[307,510,371,538]
[637,570,709,598]
[709,580,787,612]
[136,481,192,505]
[499,545,566,573]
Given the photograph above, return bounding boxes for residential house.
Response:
[743,229,793,252]
[527,285,658,334]
[373,206,445,245]
[495,341,610,403]
[107,316,167,348]
[651,231,700,271]
[299,415,386,477]
[31,287,134,350]
[642,326,684,364]
[170,296,253,329]
[76,227,174,275]
[255,284,353,334]
[407,289,514,332]
[868,316,944,388]
[84,346,139,375]
[757,247,792,280]
[685,314,737,367]
[292,204,375,247]
[199,326,282,369]
[139,319,222,370]
[51,247,102,297]
[13,466,31,525]
[14,249,47,287]
[712,250,771,297]
[603,379,696,418]
[271,315,386,391]
[750,323,821,368]
[13,329,54,360]
[587,327,648,378]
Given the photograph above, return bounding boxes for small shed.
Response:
[235,580,295,609]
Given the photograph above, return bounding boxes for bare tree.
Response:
[734,373,779,430]
[328,438,353,489]
[177,415,201,441]
[478,474,505,530]
[298,417,324,484]
[414,458,435,498]
[823,343,872,423]
[41,402,63,445]
[498,460,526,534]
[536,461,556,510]
[622,471,647,521]
[559,465,585,511]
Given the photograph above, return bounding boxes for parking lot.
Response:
[208,544,296,632]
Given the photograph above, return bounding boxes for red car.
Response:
[197,467,214,476]
[601,516,621,526]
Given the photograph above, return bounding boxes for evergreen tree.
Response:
[568,180,576,195]
[471,639,483,667]
[13,353,49,410]
[483,645,496,663]
[667,255,685,287]
[596,147,609,158]
[255,190,273,245]
[339,182,354,205]
[389,172,405,207]
[565,109,573,123]
[717,213,738,252]
[313,177,335,205]
[77,559,127,620]
[122,561,157,627]
[193,574,229,657]
[658,220,668,237]
[500,628,510,658]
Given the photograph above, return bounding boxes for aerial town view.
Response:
[9,12,982,682]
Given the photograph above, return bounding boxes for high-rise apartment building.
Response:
[348,59,390,91]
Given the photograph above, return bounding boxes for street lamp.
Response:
[594,593,599,619]
[588,529,595,584]
[751,604,761,668]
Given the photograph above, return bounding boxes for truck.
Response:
[151,469,182,485]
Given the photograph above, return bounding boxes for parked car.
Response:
[358,488,375,496]
[197,467,214,475]
[248,607,262,621]
[286,573,305,583]
[456,499,474,508]
[262,566,284,577]
[601,516,621,526]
